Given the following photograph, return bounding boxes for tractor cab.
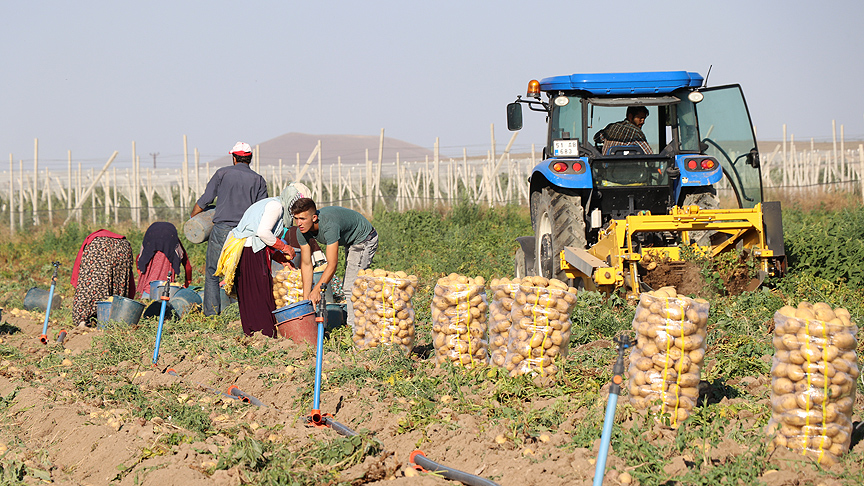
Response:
[507,71,778,284]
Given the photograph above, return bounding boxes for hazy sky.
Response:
[3,1,863,171]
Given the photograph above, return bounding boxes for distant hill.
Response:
[208,133,434,168]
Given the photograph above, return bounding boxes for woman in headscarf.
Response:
[136,222,192,297]
[70,229,136,326]
[216,182,311,337]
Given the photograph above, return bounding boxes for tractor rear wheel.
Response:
[531,187,587,281]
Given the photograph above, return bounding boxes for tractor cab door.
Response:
[695,85,763,208]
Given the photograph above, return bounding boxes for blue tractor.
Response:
[507,71,784,292]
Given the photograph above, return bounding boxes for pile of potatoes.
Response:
[431,274,489,368]
[488,277,526,368]
[351,269,418,353]
[627,287,710,427]
[766,302,859,465]
[503,276,579,379]
[272,267,304,308]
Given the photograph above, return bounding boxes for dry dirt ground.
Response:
[0,310,861,486]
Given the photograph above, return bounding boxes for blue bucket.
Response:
[273,300,314,324]
[109,296,145,326]
[170,288,202,317]
[96,301,112,327]
[23,287,63,312]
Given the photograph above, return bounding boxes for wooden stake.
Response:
[33,138,39,225]
[182,136,189,215]
[375,129,385,208]
[67,150,72,213]
[76,162,82,223]
[8,154,14,235]
[317,140,322,202]
[18,160,24,228]
[113,167,119,224]
[433,138,440,202]
[831,120,838,183]
[195,147,201,199]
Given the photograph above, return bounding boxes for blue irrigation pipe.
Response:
[39,262,61,345]
[410,450,500,486]
[151,271,173,366]
[593,334,633,486]
[309,283,328,425]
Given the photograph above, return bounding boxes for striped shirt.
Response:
[593,120,653,155]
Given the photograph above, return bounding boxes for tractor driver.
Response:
[593,106,652,155]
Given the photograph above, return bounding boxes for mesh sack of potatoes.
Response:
[353,269,418,353]
[626,286,710,428]
[271,267,304,309]
[503,276,579,379]
[488,277,525,368]
[765,302,859,466]
[431,274,489,368]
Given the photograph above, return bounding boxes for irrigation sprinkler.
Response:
[151,270,173,366]
[593,333,633,486]
[39,262,61,344]
[56,329,67,344]
[308,282,330,427]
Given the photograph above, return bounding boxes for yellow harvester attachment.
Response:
[560,201,786,302]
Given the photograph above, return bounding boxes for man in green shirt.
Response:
[291,198,378,329]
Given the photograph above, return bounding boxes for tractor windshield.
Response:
[588,105,660,154]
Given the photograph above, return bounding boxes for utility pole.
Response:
[150,152,159,169]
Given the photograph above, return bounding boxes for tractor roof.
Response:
[539,71,703,95]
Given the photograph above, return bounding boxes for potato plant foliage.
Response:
[0,201,861,485]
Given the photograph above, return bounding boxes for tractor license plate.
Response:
[553,140,579,156]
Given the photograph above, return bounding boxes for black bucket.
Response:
[23,287,62,312]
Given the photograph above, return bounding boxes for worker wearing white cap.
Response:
[191,141,268,316]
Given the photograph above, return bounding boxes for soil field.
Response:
[0,203,862,485]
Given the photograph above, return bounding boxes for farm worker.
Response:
[70,229,136,327]
[291,197,378,330]
[135,222,192,298]
[593,106,652,155]
[214,182,310,337]
[191,141,268,317]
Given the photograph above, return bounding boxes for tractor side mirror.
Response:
[746,148,760,168]
[506,102,523,131]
